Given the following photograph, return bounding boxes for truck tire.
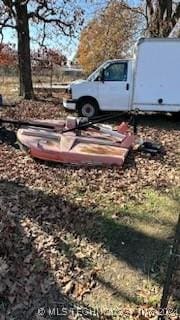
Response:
[77,98,99,118]
[171,112,180,121]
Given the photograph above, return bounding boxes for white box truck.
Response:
[63,38,180,118]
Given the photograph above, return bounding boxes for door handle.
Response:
[126,83,129,90]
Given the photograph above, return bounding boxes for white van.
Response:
[63,38,180,118]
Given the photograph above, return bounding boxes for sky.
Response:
[3,0,141,60]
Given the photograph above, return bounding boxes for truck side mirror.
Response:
[97,69,105,82]
[100,69,105,82]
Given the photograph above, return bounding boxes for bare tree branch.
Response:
[0,15,16,29]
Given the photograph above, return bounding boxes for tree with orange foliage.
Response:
[32,48,67,68]
[0,43,17,66]
[77,0,142,74]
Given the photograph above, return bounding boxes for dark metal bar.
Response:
[158,214,180,320]
[0,118,55,130]
[90,111,127,122]
[63,111,132,133]
[0,110,137,134]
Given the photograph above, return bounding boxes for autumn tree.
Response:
[32,48,67,68]
[146,0,180,37]
[42,48,67,66]
[0,43,17,66]
[0,0,84,99]
[77,0,142,74]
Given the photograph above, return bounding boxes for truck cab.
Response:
[63,59,134,117]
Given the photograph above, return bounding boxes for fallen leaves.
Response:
[64,280,75,295]
[0,101,179,319]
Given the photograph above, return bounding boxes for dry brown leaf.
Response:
[63,280,75,295]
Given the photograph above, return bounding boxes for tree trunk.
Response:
[146,0,180,37]
[168,18,180,37]
[16,2,34,99]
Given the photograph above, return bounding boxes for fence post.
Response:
[0,94,3,106]
[50,61,53,96]
[158,214,180,320]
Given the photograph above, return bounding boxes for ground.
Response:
[0,99,179,320]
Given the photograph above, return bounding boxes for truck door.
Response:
[98,61,130,111]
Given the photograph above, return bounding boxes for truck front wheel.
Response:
[171,112,180,121]
[77,98,99,118]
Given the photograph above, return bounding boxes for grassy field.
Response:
[0,89,179,319]
[0,75,74,104]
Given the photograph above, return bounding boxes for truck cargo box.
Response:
[133,38,180,112]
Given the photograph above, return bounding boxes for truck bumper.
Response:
[63,98,77,111]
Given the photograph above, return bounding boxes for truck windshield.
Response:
[87,61,111,81]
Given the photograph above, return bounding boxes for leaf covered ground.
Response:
[0,100,179,320]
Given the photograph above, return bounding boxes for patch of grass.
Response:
[101,187,179,229]
[84,187,179,311]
